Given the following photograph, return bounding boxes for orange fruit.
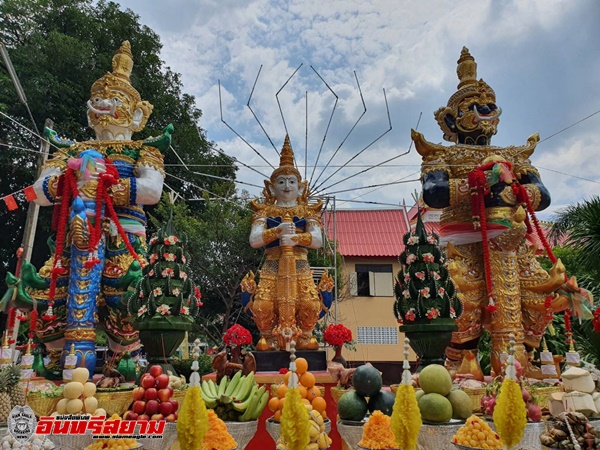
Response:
[300,372,315,388]
[311,396,327,413]
[321,410,328,419]
[268,397,280,412]
[276,383,288,399]
[273,410,281,422]
[295,358,308,375]
[283,371,291,386]
[280,397,286,409]
[306,386,321,400]
[299,385,308,398]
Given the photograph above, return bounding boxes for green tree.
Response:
[0,0,235,273]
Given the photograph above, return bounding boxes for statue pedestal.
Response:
[254,350,327,372]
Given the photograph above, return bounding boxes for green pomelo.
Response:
[418,364,452,396]
[337,391,369,421]
[415,389,425,401]
[352,365,382,398]
[367,389,396,416]
[418,393,453,423]
[447,389,473,420]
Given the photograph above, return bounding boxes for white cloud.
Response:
[117,0,600,212]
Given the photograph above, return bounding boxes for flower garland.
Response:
[593,306,600,333]
[323,323,353,347]
[223,324,253,347]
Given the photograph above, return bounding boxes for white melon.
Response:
[63,382,84,400]
[84,396,98,414]
[66,398,83,414]
[83,382,97,398]
[56,398,68,415]
[72,367,90,384]
[94,408,107,417]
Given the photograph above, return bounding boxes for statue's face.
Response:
[454,97,501,145]
[273,175,300,204]
[87,87,135,131]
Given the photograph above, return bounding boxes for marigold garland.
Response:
[280,386,310,450]
[492,378,527,448]
[391,384,422,450]
[201,410,237,450]
[177,385,209,450]
[359,410,398,449]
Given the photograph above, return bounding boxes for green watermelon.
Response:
[367,389,396,416]
[353,364,382,397]
[337,391,369,421]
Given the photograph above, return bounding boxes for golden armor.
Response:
[244,136,325,351]
[416,48,572,378]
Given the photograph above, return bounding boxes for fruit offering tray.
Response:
[445,420,546,450]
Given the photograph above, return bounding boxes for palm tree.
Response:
[549,196,600,364]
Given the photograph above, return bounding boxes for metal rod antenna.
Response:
[195,126,270,179]
[247,65,278,155]
[311,71,367,190]
[170,145,190,171]
[323,174,420,195]
[165,171,253,212]
[308,65,339,186]
[305,91,308,181]
[0,42,40,136]
[314,151,414,195]
[219,79,275,169]
[189,170,263,189]
[336,198,405,207]
[276,63,303,141]
[314,88,392,193]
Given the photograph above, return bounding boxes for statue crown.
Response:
[270,135,302,183]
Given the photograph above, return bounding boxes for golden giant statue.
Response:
[413,48,589,378]
[242,136,330,351]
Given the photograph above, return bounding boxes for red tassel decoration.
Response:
[28,309,38,339]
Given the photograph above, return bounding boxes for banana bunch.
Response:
[276,408,332,450]
[200,371,269,422]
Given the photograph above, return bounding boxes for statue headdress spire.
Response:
[270,135,302,183]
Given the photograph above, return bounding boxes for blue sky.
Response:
[116,0,600,218]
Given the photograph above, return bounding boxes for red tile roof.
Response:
[323,210,409,257]
[324,208,563,258]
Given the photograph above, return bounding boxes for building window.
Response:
[353,264,393,297]
[357,326,398,345]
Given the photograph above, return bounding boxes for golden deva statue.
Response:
[412,47,584,378]
[242,136,328,351]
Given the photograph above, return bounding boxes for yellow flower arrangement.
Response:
[177,385,209,450]
[391,384,421,450]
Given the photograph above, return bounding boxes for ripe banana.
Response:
[309,422,320,441]
[309,409,324,426]
[306,443,319,450]
[317,432,331,449]
[224,370,242,397]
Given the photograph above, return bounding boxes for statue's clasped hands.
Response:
[277,222,298,247]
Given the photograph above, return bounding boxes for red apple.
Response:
[149,365,163,378]
[157,388,172,402]
[159,401,173,416]
[133,400,146,415]
[165,414,176,423]
[138,414,150,421]
[124,411,138,421]
[141,375,155,389]
[166,385,174,396]
[132,387,145,401]
[169,399,178,413]
[145,399,159,416]
[150,413,164,421]
[155,374,169,389]
[144,388,158,401]
[173,413,177,421]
